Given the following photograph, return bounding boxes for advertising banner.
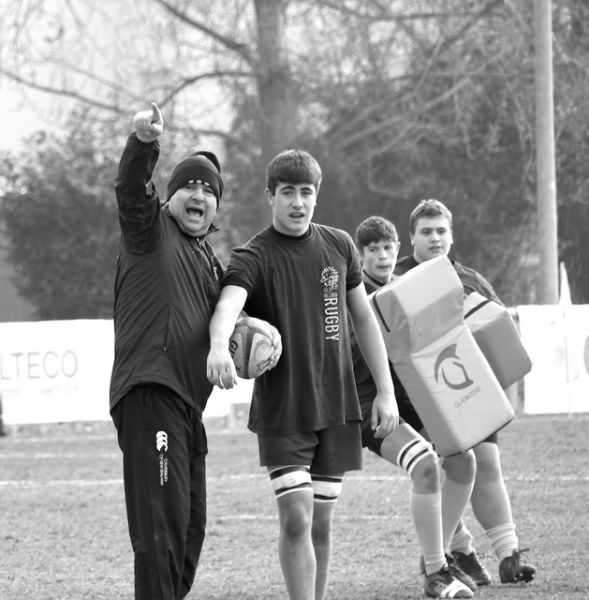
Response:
[0,320,114,424]
[0,320,252,425]
[517,305,589,414]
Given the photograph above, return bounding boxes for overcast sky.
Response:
[0,74,68,152]
[0,88,44,150]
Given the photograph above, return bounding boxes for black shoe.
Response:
[424,565,473,598]
[445,554,478,592]
[499,548,536,583]
[452,550,492,586]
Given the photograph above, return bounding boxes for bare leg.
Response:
[470,442,513,530]
[276,490,316,600]
[311,500,337,600]
[440,450,476,550]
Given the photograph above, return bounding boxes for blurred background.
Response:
[0,0,587,323]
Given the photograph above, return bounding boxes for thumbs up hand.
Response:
[133,103,164,143]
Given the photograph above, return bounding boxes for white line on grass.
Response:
[351,474,589,482]
[2,429,253,444]
[3,434,117,444]
[0,474,587,487]
[0,479,124,486]
[0,452,120,459]
[207,514,404,521]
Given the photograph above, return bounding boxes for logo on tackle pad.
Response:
[434,344,474,391]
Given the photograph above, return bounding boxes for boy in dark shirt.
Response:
[353,216,475,599]
[206,150,399,600]
[395,199,536,586]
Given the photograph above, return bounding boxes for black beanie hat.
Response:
[166,151,224,206]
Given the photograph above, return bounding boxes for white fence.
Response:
[0,307,587,425]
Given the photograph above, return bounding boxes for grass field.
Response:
[1,412,588,600]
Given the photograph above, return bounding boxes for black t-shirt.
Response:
[351,274,415,424]
[223,223,363,434]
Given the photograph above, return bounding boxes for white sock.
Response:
[486,523,518,561]
[450,521,474,555]
[441,477,474,551]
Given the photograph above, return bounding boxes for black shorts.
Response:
[360,392,424,455]
[482,431,499,444]
[257,422,363,474]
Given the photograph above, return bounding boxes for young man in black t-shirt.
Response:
[207,151,399,600]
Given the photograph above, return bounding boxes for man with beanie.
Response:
[110,102,227,600]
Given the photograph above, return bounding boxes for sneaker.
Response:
[452,550,492,586]
[499,548,536,583]
[424,566,474,598]
[445,554,478,592]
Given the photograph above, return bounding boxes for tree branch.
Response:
[0,63,247,151]
[160,69,254,106]
[330,75,474,153]
[437,0,505,56]
[0,67,129,115]
[182,126,254,154]
[153,0,254,65]
[307,0,475,21]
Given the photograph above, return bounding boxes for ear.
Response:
[265,187,275,205]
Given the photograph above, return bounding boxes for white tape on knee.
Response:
[311,475,343,503]
[397,438,436,476]
[269,466,313,499]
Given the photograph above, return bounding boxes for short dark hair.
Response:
[355,216,399,250]
[409,199,453,234]
[265,149,322,194]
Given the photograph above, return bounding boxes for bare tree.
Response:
[1,0,588,305]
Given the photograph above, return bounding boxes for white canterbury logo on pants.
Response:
[156,431,168,452]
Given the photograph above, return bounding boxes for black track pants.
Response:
[112,385,207,600]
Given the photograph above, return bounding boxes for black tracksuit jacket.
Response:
[110,133,223,416]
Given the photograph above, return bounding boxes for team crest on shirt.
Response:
[320,267,339,293]
[321,266,340,342]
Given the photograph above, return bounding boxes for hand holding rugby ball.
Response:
[229,317,281,379]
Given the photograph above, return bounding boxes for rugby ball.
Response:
[229,321,277,379]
